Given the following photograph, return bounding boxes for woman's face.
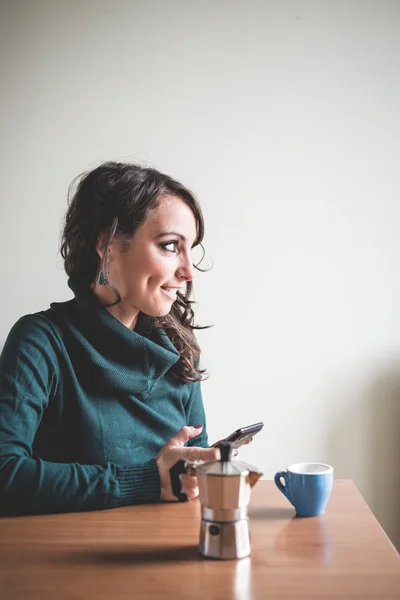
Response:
[98,195,198,327]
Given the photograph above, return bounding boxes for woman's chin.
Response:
[144,304,173,318]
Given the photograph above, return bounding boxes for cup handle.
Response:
[274,471,294,506]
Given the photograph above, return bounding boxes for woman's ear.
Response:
[96,234,109,260]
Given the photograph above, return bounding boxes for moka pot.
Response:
[169,442,263,559]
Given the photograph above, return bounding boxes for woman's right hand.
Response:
[155,425,220,501]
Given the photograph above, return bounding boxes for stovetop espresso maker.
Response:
[169,442,263,560]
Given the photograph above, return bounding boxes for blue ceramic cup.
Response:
[274,463,334,517]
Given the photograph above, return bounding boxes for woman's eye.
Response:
[161,241,178,253]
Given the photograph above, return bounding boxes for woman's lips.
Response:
[160,287,178,300]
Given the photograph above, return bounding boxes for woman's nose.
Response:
[177,252,194,281]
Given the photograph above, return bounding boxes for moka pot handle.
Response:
[169,459,189,502]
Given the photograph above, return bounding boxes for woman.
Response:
[0,161,220,516]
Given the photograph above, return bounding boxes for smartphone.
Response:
[211,422,264,449]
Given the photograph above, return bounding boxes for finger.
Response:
[186,446,220,462]
[181,474,199,498]
[169,425,203,447]
[185,486,199,500]
[244,437,253,445]
[181,475,199,500]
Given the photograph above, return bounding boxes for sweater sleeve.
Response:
[185,380,209,448]
[0,316,161,516]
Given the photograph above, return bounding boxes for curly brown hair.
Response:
[60,161,210,383]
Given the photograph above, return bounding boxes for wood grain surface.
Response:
[1,480,399,599]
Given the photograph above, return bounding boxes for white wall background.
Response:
[1,0,400,548]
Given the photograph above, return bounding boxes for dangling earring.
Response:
[98,271,107,286]
[98,247,110,286]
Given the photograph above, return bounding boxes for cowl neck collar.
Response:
[50,278,180,394]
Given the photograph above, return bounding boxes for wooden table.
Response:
[1,480,399,599]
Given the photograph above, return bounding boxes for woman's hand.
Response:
[156,426,219,501]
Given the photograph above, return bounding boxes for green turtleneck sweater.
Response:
[0,281,208,516]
